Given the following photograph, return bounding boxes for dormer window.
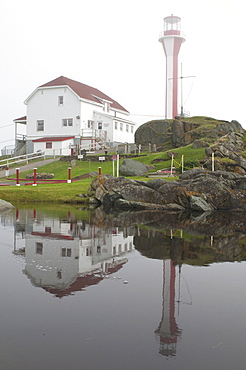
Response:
[91,94,112,113]
[103,102,110,113]
[58,96,63,106]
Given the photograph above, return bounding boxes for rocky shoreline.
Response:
[90,168,246,212]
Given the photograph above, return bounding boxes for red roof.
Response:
[14,116,27,122]
[39,76,129,113]
[42,261,126,298]
[31,231,74,240]
[33,136,74,142]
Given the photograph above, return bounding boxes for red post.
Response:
[32,168,37,186]
[16,168,20,186]
[98,167,102,175]
[67,167,72,183]
[5,166,9,177]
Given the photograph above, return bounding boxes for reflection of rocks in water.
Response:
[90,208,246,265]
[134,228,246,265]
[91,207,246,234]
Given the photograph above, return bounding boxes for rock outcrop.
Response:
[90,169,246,212]
[135,117,244,149]
[204,131,246,173]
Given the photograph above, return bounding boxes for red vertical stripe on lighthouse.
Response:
[169,260,179,336]
[172,39,183,118]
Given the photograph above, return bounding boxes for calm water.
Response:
[0,205,246,370]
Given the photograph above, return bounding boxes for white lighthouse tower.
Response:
[159,15,186,119]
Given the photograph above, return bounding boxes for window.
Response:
[126,124,129,132]
[120,123,123,131]
[37,120,44,131]
[97,246,101,254]
[115,121,118,130]
[36,242,43,255]
[61,248,72,257]
[57,269,62,279]
[131,126,133,134]
[46,142,52,149]
[58,96,63,106]
[98,122,102,130]
[62,118,73,127]
[45,226,51,233]
[88,120,94,129]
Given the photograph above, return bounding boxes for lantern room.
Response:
[164,15,181,36]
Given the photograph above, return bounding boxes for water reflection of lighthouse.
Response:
[155,259,182,357]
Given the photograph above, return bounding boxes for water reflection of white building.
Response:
[10,209,134,297]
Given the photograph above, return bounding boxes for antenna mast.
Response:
[179,63,196,118]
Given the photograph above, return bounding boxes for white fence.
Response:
[0,151,47,168]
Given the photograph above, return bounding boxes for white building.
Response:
[15,76,136,155]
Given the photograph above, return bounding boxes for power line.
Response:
[131,114,164,117]
[0,123,14,129]
[0,139,14,144]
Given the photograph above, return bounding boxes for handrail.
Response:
[0,151,46,167]
[158,30,186,40]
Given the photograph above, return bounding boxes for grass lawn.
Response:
[0,179,92,204]
[1,146,205,203]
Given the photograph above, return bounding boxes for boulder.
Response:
[119,159,150,176]
[134,120,172,146]
[0,199,14,211]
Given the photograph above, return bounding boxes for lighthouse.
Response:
[155,259,182,357]
[159,15,186,119]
